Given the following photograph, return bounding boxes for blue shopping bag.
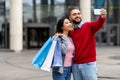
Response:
[52,39,63,67]
[41,40,57,71]
[32,37,53,69]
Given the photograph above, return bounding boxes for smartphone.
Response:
[94,9,101,15]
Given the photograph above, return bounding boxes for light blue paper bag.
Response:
[52,39,63,67]
[41,40,57,71]
[32,37,53,69]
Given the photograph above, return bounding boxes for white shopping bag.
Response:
[40,40,57,71]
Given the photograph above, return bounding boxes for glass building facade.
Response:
[91,0,120,46]
[0,0,120,49]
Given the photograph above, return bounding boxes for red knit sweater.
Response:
[69,16,106,64]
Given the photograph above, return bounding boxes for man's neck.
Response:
[74,24,79,28]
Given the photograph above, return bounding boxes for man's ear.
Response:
[69,17,72,21]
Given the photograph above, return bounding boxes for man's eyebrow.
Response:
[72,12,80,14]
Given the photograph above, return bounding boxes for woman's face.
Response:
[62,18,73,31]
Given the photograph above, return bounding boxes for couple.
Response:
[52,8,107,80]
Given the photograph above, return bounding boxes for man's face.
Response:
[69,9,82,24]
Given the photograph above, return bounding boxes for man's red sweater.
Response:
[69,16,106,64]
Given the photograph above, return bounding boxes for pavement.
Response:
[0,46,120,80]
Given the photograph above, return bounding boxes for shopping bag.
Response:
[40,40,57,71]
[52,39,63,67]
[32,37,53,69]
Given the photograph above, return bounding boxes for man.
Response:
[69,8,107,80]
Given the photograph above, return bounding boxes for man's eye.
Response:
[72,13,76,16]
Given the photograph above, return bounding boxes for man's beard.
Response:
[72,20,81,24]
[72,19,81,24]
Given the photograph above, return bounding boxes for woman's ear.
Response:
[61,26,64,29]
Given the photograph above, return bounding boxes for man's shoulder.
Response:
[81,22,91,27]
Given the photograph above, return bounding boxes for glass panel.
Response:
[0,0,9,48]
[23,0,79,26]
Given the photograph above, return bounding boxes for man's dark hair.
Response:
[65,7,80,17]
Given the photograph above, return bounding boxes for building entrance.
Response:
[24,23,50,49]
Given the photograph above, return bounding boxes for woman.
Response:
[52,17,75,80]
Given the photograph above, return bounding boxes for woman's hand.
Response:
[56,33,63,37]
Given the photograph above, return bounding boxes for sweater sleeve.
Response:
[53,34,68,55]
[60,36,68,55]
[90,16,106,33]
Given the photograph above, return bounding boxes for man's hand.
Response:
[100,8,107,18]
